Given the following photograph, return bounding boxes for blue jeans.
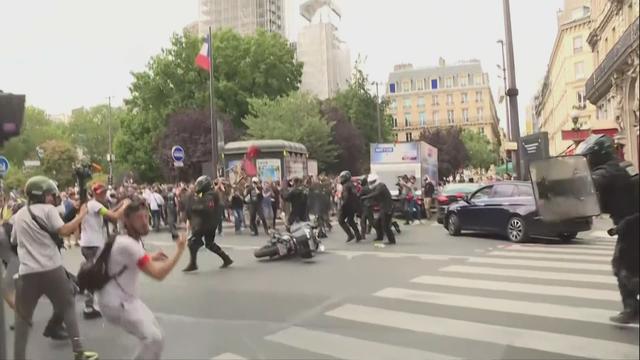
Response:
[233,208,243,232]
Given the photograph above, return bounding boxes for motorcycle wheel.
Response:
[254,245,279,258]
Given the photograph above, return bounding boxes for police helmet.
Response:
[576,134,616,168]
[339,170,352,185]
[194,175,213,194]
[367,174,379,188]
[360,175,368,187]
[25,176,60,204]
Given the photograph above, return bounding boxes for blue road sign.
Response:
[0,156,9,176]
[171,146,185,162]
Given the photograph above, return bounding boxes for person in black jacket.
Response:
[282,177,309,226]
[358,175,374,239]
[245,177,268,236]
[338,171,362,242]
[361,174,396,244]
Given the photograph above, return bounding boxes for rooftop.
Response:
[388,60,484,83]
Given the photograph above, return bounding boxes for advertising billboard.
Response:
[370,143,419,164]
[421,142,438,183]
[257,158,282,182]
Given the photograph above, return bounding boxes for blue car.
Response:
[443,181,592,243]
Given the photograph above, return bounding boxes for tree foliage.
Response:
[419,127,468,180]
[65,105,123,169]
[243,92,337,169]
[321,103,365,174]
[39,140,77,188]
[461,129,499,170]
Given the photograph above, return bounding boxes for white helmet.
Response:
[252,177,259,183]
[367,174,379,188]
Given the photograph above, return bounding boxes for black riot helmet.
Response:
[339,171,352,185]
[360,175,368,187]
[576,134,617,168]
[194,175,213,194]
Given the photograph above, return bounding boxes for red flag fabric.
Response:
[195,35,211,72]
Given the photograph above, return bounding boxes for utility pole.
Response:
[498,39,512,172]
[502,0,522,179]
[208,26,219,179]
[374,81,382,143]
[107,96,113,186]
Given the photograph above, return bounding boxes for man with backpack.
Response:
[11,176,98,360]
[80,182,131,319]
[91,199,186,360]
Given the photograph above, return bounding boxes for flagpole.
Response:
[208,26,219,179]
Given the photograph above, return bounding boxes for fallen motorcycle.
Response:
[254,221,325,260]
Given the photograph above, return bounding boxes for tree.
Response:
[461,129,500,170]
[39,140,77,188]
[0,106,66,167]
[419,127,468,180]
[321,103,366,174]
[243,92,337,169]
[157,109,237,180]
[114,111,162,182]
[332,58,393,149]
[66,105,123,169]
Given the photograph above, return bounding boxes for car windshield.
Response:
[442,183,480,195]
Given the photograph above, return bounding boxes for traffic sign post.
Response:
[0,156,10,177]
[171,146,185,168]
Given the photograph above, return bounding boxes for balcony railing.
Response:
[585,17,639,102]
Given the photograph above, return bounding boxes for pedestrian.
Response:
[165,186,178,239]
[271,181,281,230]
[143,188,163,231]
[98,200,187,360]
[231,189,244,234]
[576,135,639,324]
[262,181,275,230]
[338,171,362,243]
[245,177,268,236]
[12,176,99,360]
[361,174,396,245]
[423,176,435,220]
[183,176,233,272]
[80,182,131,320]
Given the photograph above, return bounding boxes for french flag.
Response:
[195,35,211,72]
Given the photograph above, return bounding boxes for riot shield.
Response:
[529,156,601,222]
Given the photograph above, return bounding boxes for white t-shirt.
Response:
[11,204,65,275]
[80,199,108,248]
[144,191,161,211]
[97,234,149,307]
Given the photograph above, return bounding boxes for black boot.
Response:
[340,222,355,242]
[210,243,234,268]
[610,310,639,324]
[43,323,69,341]
[182,246,199,272]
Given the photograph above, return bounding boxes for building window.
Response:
[405,132,413,142]
[402,81,411,93]
[389,83,396,93]
[446,94,453,106]
[479,127,485,135]
[419,111,426,126]
[403,98,412,109]
[468,73,473,86]
[394,133,399,141]
[433,111,440,126]
[475,74,483,86]
[475,91,483,102]
[432,95,439,106]
[404,113,411,127]
[573,35,583,54]
[577,91,586,108]
[460,76,468,87]
[416,80,424,91]
[447,110,454,124]
[431,78,438,89]
[575,61,585,80]
[417,97,425,108]
[390,99,397,111]
[445,77,453,88]
[461,92,468,104]
[463,109,469,123]
[393,116,398,128]
[477,108,483,122]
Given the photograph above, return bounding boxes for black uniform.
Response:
[339,181,362,242]
[591,159,639,318]
[184,190,232,271]
[362,183,396,244]
[246,184,268,235]
[359,183,374,237]
[283,185,309,226]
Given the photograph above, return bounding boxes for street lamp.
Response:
[106,96,114,186]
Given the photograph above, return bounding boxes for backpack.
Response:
[77,237,127,293]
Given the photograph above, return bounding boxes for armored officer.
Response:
[338,171,362,243]
[183,176,233,272]
[576,135,639,324]
[282,177,309,226]
[361,174,396,245]
[358,175,374,239]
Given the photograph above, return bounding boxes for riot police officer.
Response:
[183,176,233,272]
[576,134,639,324]
[358,175,374,239]
[283,177,309,226]
[361,174,396,244]
[338,171,362,242]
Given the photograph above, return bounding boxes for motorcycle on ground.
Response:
[254,221,325,260]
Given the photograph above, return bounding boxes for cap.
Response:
[91,183,107,195]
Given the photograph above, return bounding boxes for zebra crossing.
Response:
[212,233,639,359]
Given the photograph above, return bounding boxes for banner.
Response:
[307,159,318,177]
[256,159,281,182]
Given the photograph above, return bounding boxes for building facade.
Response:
[296,0,351,100]
[535,0,609,156]
[198,0,285,37]
[585,0,639,167]
[386,59,500,144]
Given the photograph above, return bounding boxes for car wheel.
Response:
[559,232,577,243]
[447,214,461,236]
[507,216,528,243]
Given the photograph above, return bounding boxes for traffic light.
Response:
[0,91,26,146]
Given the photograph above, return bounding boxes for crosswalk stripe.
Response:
[326,304,639,359]
[211,353,246,360]
[440,265,615,284]
[568,242,615,248]
[468,256,612,271]
[505,244,612,255]
[375,287,636,326]
[582,230,612,239]
[487,250,611,262]
[411,275,619,301]
[265,326,459,360]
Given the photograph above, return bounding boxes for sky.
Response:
[1,0,564,130]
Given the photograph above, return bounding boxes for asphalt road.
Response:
[5,218,639,360]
